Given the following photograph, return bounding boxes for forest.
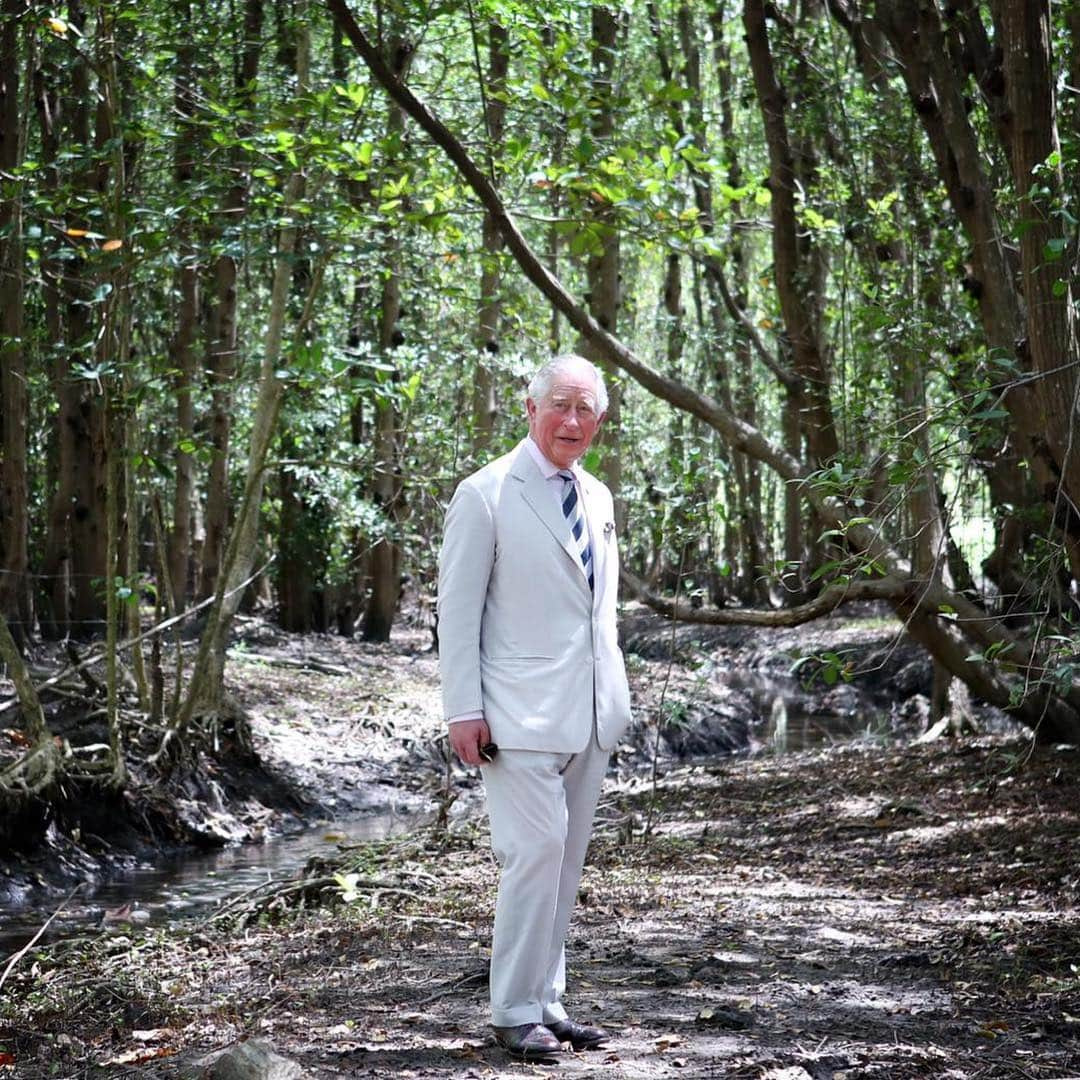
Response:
[2,0,1079,799]
[0,0,1079,1075]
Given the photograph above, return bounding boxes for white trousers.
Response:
[482,735,610,1028]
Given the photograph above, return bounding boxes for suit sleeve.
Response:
[437,479,495,722]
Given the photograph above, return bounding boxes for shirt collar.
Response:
[525,435,579,481]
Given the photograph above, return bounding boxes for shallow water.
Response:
[0,808,427,958]
[725,668,893,754]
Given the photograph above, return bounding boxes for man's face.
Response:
[527,367,605,469]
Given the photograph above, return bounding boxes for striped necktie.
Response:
[558,470,594,591]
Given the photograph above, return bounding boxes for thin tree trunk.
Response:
[199,0,263,601]
[540,22,563,353]
[0,0,31,645]
[578,5,624,529]
[743,0,838,468]
[168,0,200,611]
[361,31,412,643]
[471,21,508,455]
[33,36,68,640]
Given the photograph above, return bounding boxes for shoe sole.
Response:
[503,1047,560,1060]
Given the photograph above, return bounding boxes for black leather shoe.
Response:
[546,1018,609,1050]
[492,1023,562,1059]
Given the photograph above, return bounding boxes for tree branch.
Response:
[326,0,806,485]
[621,569,901,626]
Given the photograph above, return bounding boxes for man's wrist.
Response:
[448,711,484,725]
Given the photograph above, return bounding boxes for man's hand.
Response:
[449,717,493,766]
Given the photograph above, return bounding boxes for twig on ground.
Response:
[0,886,81,994]
[226,651,352,677]
[412,967,488,1006]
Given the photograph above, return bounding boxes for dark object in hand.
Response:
[480,742,499,762]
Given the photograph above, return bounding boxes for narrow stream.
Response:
[0,809,428,958]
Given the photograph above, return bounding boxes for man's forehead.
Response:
[548,381,597,401]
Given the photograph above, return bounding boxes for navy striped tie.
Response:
[558,470,594,591]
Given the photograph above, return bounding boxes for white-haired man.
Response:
[438,353,633,1058]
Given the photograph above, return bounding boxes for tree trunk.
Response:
[743,0,838,469]
[168,0,200,611]
[0,0,31,645]
[199,0,263,601]
[33,37,67,639]
[277,437,319,634]
[361,32,413,644]
[361,261,404,642]
[471,21,508,455]
[993,0,1080,543]
[40,0,109,640]
[578,5,624,529]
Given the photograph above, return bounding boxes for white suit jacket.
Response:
[438,440,632,752]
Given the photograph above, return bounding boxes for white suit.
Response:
[438,438,632,1026]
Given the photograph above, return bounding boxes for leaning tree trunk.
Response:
[167,8,312,747]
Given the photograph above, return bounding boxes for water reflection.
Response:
[769,696,788,754]
[0,808,427,957]
[727,669,892,755]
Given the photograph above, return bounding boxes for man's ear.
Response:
[596,410,607,427]
[526,397,537,420]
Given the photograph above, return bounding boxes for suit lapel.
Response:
[512,445,591,591]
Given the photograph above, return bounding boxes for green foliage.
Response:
[0,0,1076,737]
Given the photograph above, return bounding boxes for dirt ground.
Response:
[2,609,1079,1079]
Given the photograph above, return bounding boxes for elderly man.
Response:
[438,353,633,1059]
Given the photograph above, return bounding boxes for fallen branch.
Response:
[621,570,902,626]
[225,651,352,677]
[0,885,81,995]
[211,873,424,926]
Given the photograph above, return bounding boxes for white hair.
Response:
[526,353,609,414]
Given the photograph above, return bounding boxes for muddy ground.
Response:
[1,607,1079,1078]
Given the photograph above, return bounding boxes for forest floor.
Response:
[2,607,1079,1079]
